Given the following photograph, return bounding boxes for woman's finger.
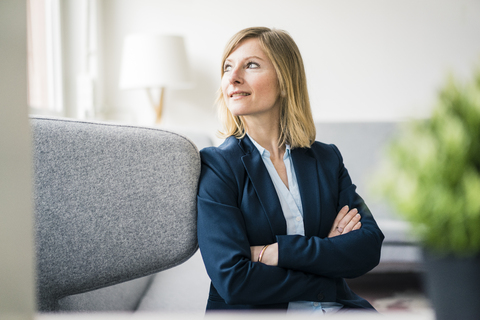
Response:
[353,221,362,231]
[333,205,349,226]
[329,205,362,238]
[342,213,361,234]
[336,208,358,233]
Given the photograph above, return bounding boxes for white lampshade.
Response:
[119,34,192,90]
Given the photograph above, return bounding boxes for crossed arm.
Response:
[198,144,384,305]
[250,205,362,266]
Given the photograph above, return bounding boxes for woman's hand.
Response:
[251,206,360,265]
[250,243,278,266]
[328,205,361,238]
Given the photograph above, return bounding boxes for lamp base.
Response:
[146,87,165,124]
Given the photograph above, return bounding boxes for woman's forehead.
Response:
[228,38,264,58]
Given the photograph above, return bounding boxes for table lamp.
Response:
[119,34,192,124]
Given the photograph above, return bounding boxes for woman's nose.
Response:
[228,67,243,84]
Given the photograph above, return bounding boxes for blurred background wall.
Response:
[86,0,480,137]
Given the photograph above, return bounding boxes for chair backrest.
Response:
[31,117,200,311]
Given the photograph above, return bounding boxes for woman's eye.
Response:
[247,62,259,69]
[224,64,232,72]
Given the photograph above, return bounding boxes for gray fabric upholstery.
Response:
[31,117,200,311]
[136,250,209,313]
[57,275,153,311]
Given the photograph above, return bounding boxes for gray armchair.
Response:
[31,117,201,312]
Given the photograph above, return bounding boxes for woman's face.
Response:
[221,38,281,119]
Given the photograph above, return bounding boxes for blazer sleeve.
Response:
[197,147,337,306]
[276,144,384,279]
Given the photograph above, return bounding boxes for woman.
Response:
[197,27,384,314]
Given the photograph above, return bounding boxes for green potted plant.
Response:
[374,66,480,320]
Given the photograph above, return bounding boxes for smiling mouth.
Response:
[230,92,250,98]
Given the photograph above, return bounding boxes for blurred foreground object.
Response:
[374,65,480,320]
[375,67,480,255]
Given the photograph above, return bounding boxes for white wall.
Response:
[98,0,480,138]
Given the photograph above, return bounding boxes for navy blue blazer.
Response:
[197,135,384,310]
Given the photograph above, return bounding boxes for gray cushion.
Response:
[32,117,200,311]
[136,250,210,313]
[57,275,153,311]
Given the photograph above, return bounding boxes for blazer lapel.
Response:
[292,148,324,237]
[239,137,287,237]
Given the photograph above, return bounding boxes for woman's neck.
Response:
[244,119,285,161]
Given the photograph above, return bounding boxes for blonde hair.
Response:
[216,27,316,148]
